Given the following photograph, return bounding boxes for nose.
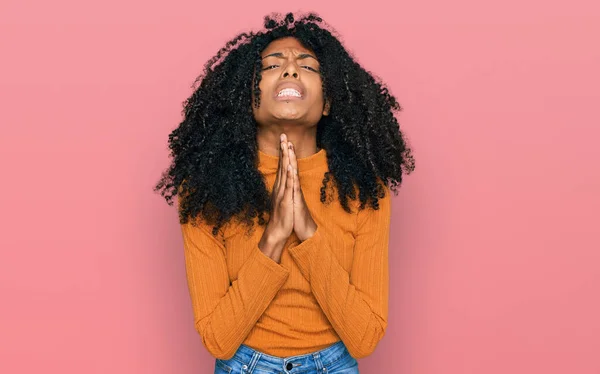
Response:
[282,61,299,78]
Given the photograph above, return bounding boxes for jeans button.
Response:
[286,362,293,370]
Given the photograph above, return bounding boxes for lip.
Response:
[273,82,305,101]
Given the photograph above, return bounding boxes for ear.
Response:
[323,97,331,116]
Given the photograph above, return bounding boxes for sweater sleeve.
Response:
[287,188,392,359]
[181,219,290,360]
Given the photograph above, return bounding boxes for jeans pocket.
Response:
[324,351,359,373]
[215,359,233,374]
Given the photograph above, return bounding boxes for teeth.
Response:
[277,88,301,97]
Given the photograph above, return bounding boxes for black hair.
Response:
[154,11,415,236]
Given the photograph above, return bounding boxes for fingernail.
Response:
[280,134,285,141]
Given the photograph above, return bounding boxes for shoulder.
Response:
[355,184,393,230]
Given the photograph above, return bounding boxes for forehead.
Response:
[261,37,314,56]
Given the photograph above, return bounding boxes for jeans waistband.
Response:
[232,340,348,372]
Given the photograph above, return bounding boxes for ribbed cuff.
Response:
[287,226,324,282]
[245,244,290,282]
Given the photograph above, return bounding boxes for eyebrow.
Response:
[261,52,318,61]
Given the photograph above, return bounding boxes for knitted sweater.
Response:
[180,148,392,360]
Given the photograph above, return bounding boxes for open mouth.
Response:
[273,82,305,101]
[275,88,303,101]
[277,88,302,98]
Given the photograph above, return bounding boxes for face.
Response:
[252,37,330,127]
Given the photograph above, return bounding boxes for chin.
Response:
[273,110,303,120]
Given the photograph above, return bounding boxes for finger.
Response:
[274,140,283,189]
[277,138,288,192]
[288,142,298,175]
[293,166,300,199]
[287,142,297,201]
[280,139,289,197]
[291,168,296,205]
[282,136,289,169]
[283,164,293,202]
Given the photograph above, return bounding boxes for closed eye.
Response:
[261,65,319,72]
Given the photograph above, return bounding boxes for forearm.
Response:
[182,223,289,359]
[287,227,388,358]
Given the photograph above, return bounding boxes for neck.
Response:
[257,125,319,159]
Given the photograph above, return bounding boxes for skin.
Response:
[253,37,331,259]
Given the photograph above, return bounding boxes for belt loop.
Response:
[244,351,261,373]
[313,352,325,371]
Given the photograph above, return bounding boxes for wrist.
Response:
[298,223,317,242]
[259,227,286,257]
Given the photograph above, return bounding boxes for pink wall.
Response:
[1,0,599,373]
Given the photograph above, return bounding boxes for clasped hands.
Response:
[273,133,317,243]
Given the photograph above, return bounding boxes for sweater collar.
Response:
[258,147,328,174]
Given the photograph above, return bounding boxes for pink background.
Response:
[1,0,599,373]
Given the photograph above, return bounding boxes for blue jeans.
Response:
[214,340,360,373]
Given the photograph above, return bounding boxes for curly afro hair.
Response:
[154,11,415,237]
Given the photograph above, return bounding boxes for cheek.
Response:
[257,73,275,94]
[250,84,270,109]
[309,77,325,100]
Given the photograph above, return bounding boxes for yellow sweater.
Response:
[180,148,392,360]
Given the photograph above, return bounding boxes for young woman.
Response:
[155,11,414,374]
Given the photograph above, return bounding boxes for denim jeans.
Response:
[214,340,360,373]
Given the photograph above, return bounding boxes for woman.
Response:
[155,11,414,374]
